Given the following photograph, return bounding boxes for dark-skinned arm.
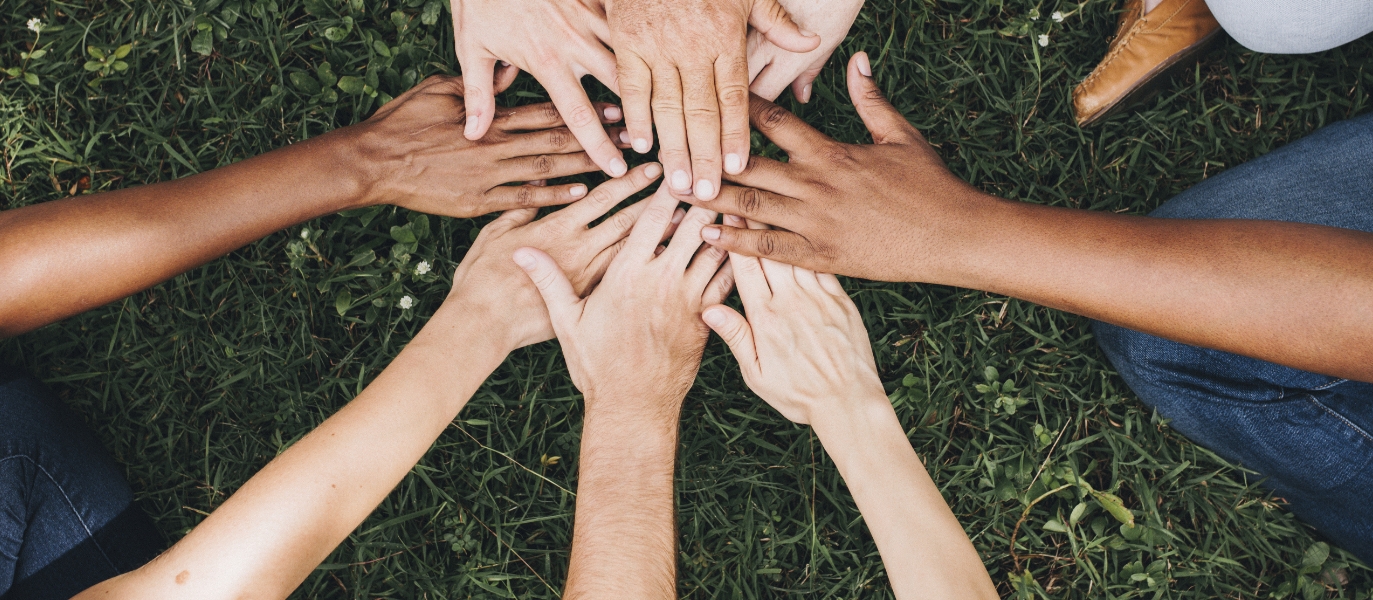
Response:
[0,75,622,338]
[687,52,1373,383]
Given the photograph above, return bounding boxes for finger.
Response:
[483,182,590,212]
[586,197,650,249]
[579,43,623,96]
[700,304,759,376]
[661,205,718,270]
[500,152,600,182]
[701,260,736,307]
[740,217,795,295]
[847,52,921,145]
[717,55,753,178]
[610,127,633,149]
[544,72,628,177]
[680,63,722,200]
[792,265,824,294]
[617,53,655,155]
[789,65,823,104]
[494,61,520,93]
[513,247,582,328]
[722,215,772,303]
[818,273,847,297]
[489,208,540,232]
[624,185,684,258]
[749,94,833,155]
[651,68,693,196]
[458,54,499,140]
[695,184,800,227]
[564,162,663,227]
[700,224,821,270]
[685,241,729,295]
[749,0,822,53]
[495,101,622,133]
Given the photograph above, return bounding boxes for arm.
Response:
[699,230,996,598]
[514,185,735,597]
[691,53,1373,382]
[74,164,666,600]
[0,75,612,338]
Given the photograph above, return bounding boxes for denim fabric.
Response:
[1207,0,1373,54]
[0,367,163,599]
[1093,112,1373,563]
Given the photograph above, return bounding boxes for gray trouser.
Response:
[1207,0,1373,53]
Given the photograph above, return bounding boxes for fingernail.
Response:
[702,308,727,327]
[633,138,652,154]
[608,158,628,177]
[800,29,817,38]
[694,180,715,200]
[725,153,742,174]
[570,184,587,198]
[724,214,743,227]
[464,111,481,138]
[513,250,537,270]
[671,170,691,191]
[499,60,511,67]
[702,227,721,241]
[800,83,812,103]
[644,163,663,179]
[857,52,872,77]
[603,106,622,121]
[619,130,631,145]
[671,209,686,224]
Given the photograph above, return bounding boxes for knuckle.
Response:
[683,106,720,120]
[609,209,637,232]
[820,143,853,164]
[719,84,750,110]
[546,128,572,148]
[756,104,790,132]
[739,188,765,215]
[540,103,562,124]
[566,105,598,128]
[756,230,787,257]
[651,98,684,116]
[532,155,554,175]
[515,186,538,208]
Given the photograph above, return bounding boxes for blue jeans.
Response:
[0,368,162,599]
[1093,112,1373,563]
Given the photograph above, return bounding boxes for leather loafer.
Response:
[1072,0,1222,126]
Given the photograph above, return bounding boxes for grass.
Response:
[2,0,1371,598]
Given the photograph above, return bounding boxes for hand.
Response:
[346,75,626,218]
[440,163,665,352]
[606,0,821,201]
[514,186,735,410]
[747,0,865,102]
[451,0,630,177]
[691,53,996,284]
[700,217,885,424]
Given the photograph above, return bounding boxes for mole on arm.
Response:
[175,570,190,584]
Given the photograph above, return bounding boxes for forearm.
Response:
[812,398,996,600]
[0,128,371,337]
[941,196,1373,381]
[564,400,681,599]
[78,305,509,599]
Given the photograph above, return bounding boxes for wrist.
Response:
[323,123,389,211]
[912,187,1009,288]
[808,391,903,461]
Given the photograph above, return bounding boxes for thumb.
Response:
[749,0,822,54]
[846,52,921,145]
[702,305,759,375]
[513,247,580,326]
[458,53,498,140]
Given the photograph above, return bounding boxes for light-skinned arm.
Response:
[687,52,1373,383]
[699,226,998,599]
[73,164,666,600]
[0,75,623,338]
[515,185,735,598]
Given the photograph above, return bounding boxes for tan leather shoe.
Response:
[1072,0,1221,126]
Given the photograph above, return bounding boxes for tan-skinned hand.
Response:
[701,217,885,424]
[351,75,630,217]
[606,0,821,202]
[443,163,669,352]
[514,186,735,410]
[450,0,632,178]
[747,0,865,103]
[689,53,990,283]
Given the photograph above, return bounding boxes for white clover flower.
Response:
[1038,34,1050,47]
[27,18,42,33]
[398,295,414,310]
[415,260,431,276]
[300,228,310,239]
[1052,11,1064,22]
